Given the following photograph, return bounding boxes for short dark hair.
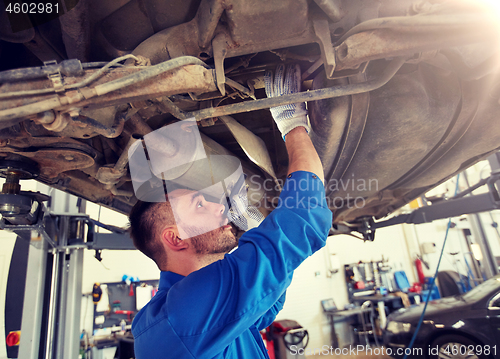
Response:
[128,197,175,268]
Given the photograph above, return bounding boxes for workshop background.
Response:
[0,159,499,358]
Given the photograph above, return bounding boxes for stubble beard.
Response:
[183,224,238,255]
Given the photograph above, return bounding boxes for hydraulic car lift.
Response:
[2,153,500,358]
[340,153,500,237]
[0,160,135,359]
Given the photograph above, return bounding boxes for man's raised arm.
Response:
[264,63,324,183]
[285,127,324,183]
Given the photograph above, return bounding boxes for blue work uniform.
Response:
[132,171,332,358]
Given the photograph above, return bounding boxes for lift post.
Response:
[2,193,134,359]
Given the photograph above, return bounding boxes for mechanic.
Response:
[128,64,332,358]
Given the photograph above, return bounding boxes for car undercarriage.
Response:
[0,0,499,238]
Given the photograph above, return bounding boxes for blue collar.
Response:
[158,271,185,291]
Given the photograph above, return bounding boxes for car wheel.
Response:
[431,334,489,359]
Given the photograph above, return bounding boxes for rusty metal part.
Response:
[123,113,153,136]
[21,148,94,178]
[197,0,226,49]
[44,112,69,132]
[224,54,258,74]
[34,111,70,132]
[314,19,337,78]
[98,0,154,52]
[59,0,90,61]
[0,57,403,128]
[212,32,228,96]
[132,0,316,64]
[50,170,133,211]
[34,111,55,125]
[0,97,64,123]
[109,186,134,197]
[0,63,217,122]
[302,58,324,81]
[114,136,138,173]
[131,57,404,122]
[225,78,255,100]
[73,64,216,109]
[55,113,125,139]
[0,55,139,100]
[157,97,190,120]
[225,0,309,50]
[0,59,84,83]
[333,13,499,71]
[4,136,96,156]
[172,57,406,120]
[129,0,227,63]
[268,50,320,63]
[219,116,280,189]
[92,56,208,96]
[101,137,120,155]
[23,30,65,64]
[313,0,345,22]
[96,165,123,185]
[0,137,96,178]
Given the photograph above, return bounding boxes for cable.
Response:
[93,56,209,96]
[0,54,139,100]
[66,55,140,90]
[97,205,101,234]
[463,256,478,287]
[402,174,460,359]
[456,224,477,288]
[82,295,90,334]
[82,62,124,69]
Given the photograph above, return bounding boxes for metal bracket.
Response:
[357,217,375,241]
[212,32,229,97]
[313,19,336,78]
[43,60,64,92]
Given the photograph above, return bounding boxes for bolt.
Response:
[64,155,74,161]
[68,108,81,117]
[2,171,20,194]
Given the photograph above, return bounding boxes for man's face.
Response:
[170,189,237,254]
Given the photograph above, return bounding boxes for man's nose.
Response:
[208,201,225,216]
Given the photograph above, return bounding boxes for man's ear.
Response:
[161,225,188,251]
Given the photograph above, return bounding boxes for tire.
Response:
[430,334,489,359]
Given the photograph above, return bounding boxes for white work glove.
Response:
[221,174,264,231]
[226,192,264,231]
[264,64,310,140]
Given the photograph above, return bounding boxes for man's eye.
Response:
[197,201,203,208]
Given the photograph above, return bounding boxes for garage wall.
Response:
[275,223,415,350]
[80,203,160,335]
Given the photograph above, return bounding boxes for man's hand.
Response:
[265,64,324,184]
[265,64,310,139]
